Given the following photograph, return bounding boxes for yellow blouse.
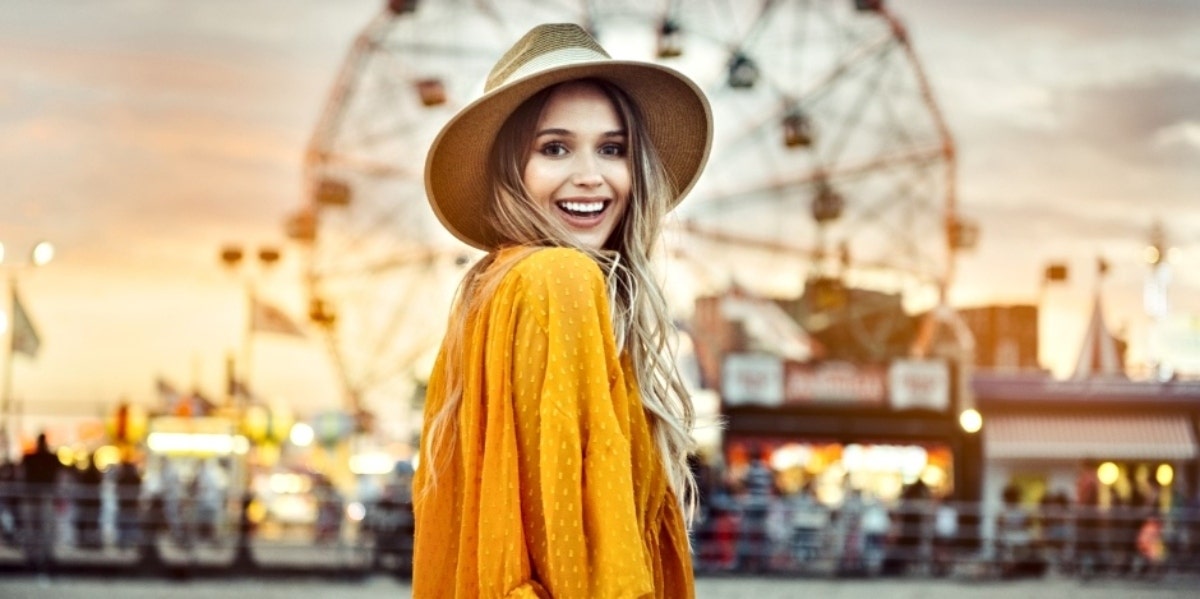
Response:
[413,247,694,598]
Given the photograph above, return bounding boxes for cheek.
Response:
[522,159,557,200]
[609,163,632,199]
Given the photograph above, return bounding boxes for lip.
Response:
[554,197,611,227]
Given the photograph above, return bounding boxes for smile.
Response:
[555,199,610,219]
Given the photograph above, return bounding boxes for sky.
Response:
[1,0,1198,434]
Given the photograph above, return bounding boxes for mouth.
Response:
[554,199,610,223]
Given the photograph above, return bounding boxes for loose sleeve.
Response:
[479,248,653,599]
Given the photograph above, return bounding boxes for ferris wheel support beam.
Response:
[303,10,398,177]
[880,8,959,299]
[299,9,399,417]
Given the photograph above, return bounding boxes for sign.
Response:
[722,353,784,407]
[888,359,950,411]
[784,361,886,405]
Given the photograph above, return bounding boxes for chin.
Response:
[569,231,611,251]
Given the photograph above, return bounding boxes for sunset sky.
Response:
[2,0,1197,431]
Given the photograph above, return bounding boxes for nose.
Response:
[571,154,604,188]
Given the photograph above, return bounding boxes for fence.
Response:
[0,481,411,576]
[690,496,1200,580]
[2,482,1198,581]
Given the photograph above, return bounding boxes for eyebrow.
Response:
[534,128,626,138]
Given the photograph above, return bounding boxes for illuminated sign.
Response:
[146,416,244,456]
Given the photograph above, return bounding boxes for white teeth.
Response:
[560,201,604,214]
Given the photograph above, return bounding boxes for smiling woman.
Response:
[414,23,711,598]
[517,80,632,250]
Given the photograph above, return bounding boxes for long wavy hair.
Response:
[422,78,697,516]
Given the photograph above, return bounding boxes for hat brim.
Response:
[425,60,712,251]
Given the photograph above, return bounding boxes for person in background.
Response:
[114,455,142,551]
[74,453,104,549]
[788,481,826,566]
[192,458,224,544]
[738,447,775,573]
[413,21,712,598]
[860,491,890,576]
[1038,490,1070,574]
[22,432,61,571]
[996,483,1032,577]
[836,487,866,576]
[890,479,930,575]
[313,473,343,545]
[931,495,958,577]
[0,456,19,546]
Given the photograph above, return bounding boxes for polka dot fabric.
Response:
[413,247,694,598]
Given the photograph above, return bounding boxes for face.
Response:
[523,81,631,250]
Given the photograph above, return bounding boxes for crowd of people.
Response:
[689,449,952,577]
[994,480,1196,579]
[0,432,229,570]
[688,450,1200,580]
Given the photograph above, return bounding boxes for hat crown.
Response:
[485,23,611,92]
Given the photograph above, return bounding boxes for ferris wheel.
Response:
[288,0,973,437]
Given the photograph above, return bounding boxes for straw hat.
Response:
[425,23,712,251]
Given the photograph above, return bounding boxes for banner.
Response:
[721,353,784,407]
[888,359,950,411]
[783,361,886,405]
[11,287,41,358]
[251,296,305,337]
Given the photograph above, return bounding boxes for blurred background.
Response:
[0,0,1198,587]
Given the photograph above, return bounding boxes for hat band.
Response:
[497,47,611,89]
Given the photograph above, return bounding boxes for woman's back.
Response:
[414,247,693,598]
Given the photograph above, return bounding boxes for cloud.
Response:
[1060,75,1200,155]
[1153,120,1200,153]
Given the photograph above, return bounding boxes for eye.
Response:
[538,141,568,157]
[599,142,626,157]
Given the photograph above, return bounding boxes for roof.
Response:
[985,414,1197,460]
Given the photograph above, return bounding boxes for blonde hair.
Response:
[422,78,697,516]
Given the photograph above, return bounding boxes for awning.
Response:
[985,415,1198,460]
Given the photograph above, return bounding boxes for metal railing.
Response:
[689,497,1200,580]
[3,482,1198,581]
[0,482,412,575]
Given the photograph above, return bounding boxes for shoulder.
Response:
[502,246,607,295]
[486,247,611,328]
[509,246,603,278]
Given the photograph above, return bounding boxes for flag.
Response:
[155,376,184,413]
[251,296,305,337]
[11,288,41,358]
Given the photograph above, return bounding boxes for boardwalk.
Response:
[1,574,1198,599]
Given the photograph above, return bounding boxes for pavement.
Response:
[0,573,1198,599]
[3,536,1199,598]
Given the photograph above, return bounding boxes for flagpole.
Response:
[243,280,255,410]
[1,274,14,460]
[0,241,55,459]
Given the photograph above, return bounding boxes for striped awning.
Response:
[985,415,1198,460]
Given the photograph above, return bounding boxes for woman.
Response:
[413,23,712,598]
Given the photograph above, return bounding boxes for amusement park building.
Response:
[690,290,984,513]
[691,290,1200,548]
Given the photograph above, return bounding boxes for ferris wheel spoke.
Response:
[675,219,934,285]
[691,143,947,216]
[818,43,893,167]
[794,30,894,108]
